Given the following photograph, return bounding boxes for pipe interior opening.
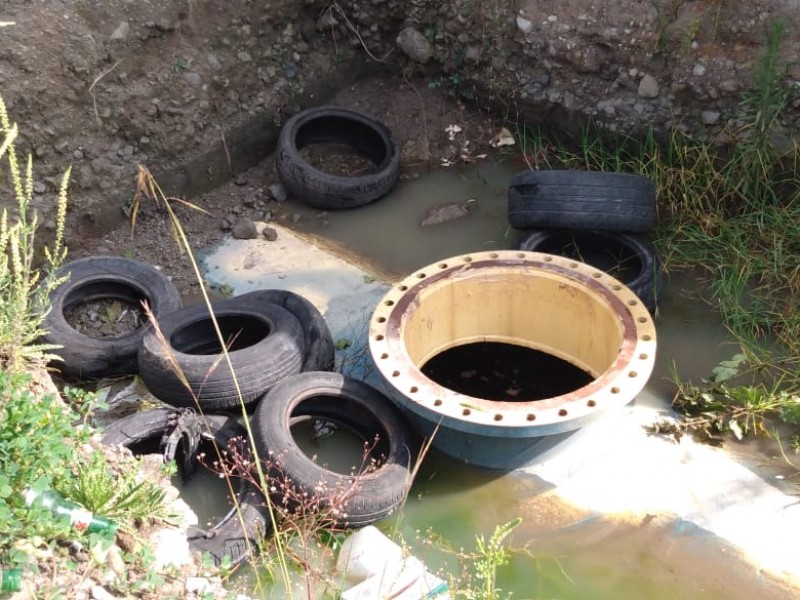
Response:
[402,265,625,384]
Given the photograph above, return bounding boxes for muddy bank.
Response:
[1,0,799,247]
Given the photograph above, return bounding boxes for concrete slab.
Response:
[201,224,800,584]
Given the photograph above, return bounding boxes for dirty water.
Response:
[185,158,800,597]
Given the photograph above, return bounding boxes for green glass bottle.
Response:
[0,568,22,592]
[24,489,117,536]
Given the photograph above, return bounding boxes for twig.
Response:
[219,128,233,173]
[331,2,395,63]
[89,59,122,129]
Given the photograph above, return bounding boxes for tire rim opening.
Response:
[291,396,391,476]
[525,231,643,283]
[421,342,594,401]
[64,281,146,339]
[171,315,271,355]
[296,115,389,169]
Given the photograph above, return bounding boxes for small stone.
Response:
[183,72,201,86]
[516,16,534,34]
[206,53,222,71]
[291,213,301,223]
[237,51,253,63]
[110,21,130,41]
[316,9,338,29]
[692,63,707,76]
[220,218,232,231]
[186,577,215,595]
[234,173,248,186]
[637,74,659,99]
[283,62,298,79]
[90,585,115,600]
[232,219,259,239]
[33,181,47,194]
[263,226,278,241]
[465,46,481,65]
[701,110,721,125]
[267,183,288,203]
[396,27,434,64]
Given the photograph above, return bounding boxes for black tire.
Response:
[101,408,271,569]
[508,170,656,232]
[138,297,306,411]
[517,229,664,313]
[100,407,242,478]
[41,256,182,378]
[275,106,401,210]
[188,479,270,569]
[251,371,418,528]
[236,289,334,372]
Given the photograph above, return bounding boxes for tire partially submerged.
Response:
[251,371,418,528]
[138,297,305,411]
[516,229,663,313]
[101,407,270,568]
[275,106,400,210]
[508,170,656,232]
[41,256,182,379]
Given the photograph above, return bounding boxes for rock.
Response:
[232,219,258,239]
[234,172,248,186]
[151,527,193,570]
[267,182,288,203]
[701,110,720,125]
[206,53,222,71]
[220,218,232,232]
[283,62,298,79]
[692,63,707,76]
[465,46,481,65]
[110,21,130,41]
[90,585,115,600]
[183,72,201,86]
[263,226,278,241]
[638,74,659,99]
[396,28,433,64]
[516,16,534,34]
[420,199,476,227]
[237,51,253,63]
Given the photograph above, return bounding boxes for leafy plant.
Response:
[56,451,175,531]
[671,354,800,442]
[0,93,70,372]
[457,518,522,600]
[0,371,90,565]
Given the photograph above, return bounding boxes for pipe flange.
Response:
[369,250,657,437]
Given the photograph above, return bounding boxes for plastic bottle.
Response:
[24,489,117,536]
[0,568,22,593]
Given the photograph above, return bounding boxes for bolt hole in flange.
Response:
[368,250,657,470]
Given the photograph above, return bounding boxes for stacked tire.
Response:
[44,255,419,569]
[508,170,664,313]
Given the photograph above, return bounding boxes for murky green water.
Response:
[182,159,799,598]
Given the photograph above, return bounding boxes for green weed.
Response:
[0,93,70,372]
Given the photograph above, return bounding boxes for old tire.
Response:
[252,371,418,528]
[138,297,305,411]
[275,106,400,210]
[508,170,656,232]
[101,408,270,569]
[517,229,663,313]
[236,289,334,372]
[41,256,182,379]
